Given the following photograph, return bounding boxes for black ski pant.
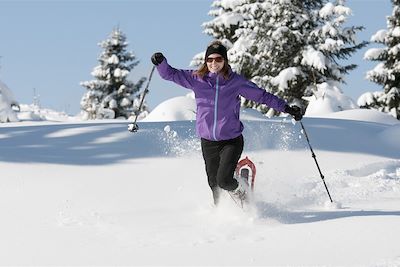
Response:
[201,135,244,198]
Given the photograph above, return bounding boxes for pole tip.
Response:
[324,200,343,210]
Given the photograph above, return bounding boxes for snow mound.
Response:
[142,92,272,122]
[17,104,76,122]
[304,82,357,117]
[141,93,196,122]
[316,109,400,125]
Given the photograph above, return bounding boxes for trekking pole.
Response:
[128,65,156,133]
[299,120,333,203]
[301,68,333,202]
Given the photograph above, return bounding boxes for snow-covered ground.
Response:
[1,96,400,265]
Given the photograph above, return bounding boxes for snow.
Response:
[114,68,129,78]
[120,97,131,107]
[1,94,399,265]
[319,2,351,18]
[389,43,400,56]
[392,26,400,38]
[270,67,302,90]
[141,92,196,122]
[313,108,400,125]
[358,91,382,106]
[91,65,107,78]
[304,81,358,116]
[107,54,119,64]
[271,26,289,40]
[203,0,245,34]
[320,38,344,52]
[141,92,270,123]
[364,47,386,60]
[334,5,352,16]
[220,0,246,11]
[212,12,243,28]
[0,80,18,122]
[321,22,338,36]
[371,29,387,43]
[319,2,335,18]
[16,104,76,122]
[366,62,388,80]
[301,46,327,71]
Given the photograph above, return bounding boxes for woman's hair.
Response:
[194,40,231,80]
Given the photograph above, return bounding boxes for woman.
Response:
[151,41,302,205]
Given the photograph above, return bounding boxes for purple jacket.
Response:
[157,58,287,141]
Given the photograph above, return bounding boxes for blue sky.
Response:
[0,0,393,115]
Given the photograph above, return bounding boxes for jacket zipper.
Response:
[212,76,219,140]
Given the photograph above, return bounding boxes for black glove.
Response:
[284,105,303,121]
[151,52,164,65]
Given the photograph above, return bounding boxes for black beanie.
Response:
[205,42,228,61]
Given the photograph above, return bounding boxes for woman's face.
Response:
[206,53,225,73]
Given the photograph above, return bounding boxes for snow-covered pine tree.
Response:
[191,0,261,67]
[302,0,366,115]
[80,28,146,120]
[360,0,400,119]
[231,0,314,115]
[234,0,366,116]
[201,0,366,117]
[202,0,243,43]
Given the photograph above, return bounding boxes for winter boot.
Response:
[212,187,221,206]
[229,183,247,206]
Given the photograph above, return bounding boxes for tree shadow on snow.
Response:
[0,121,198,165]
[0,117,398,166]
[243,117,400,159]
[255,201,400,224]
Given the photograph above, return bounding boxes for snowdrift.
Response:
[0,116,399,265]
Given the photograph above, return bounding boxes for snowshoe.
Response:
[235,156,256,191]
[229,156,257,209]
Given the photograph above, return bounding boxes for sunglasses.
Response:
[206,56,224,63]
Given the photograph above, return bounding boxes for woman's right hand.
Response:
[284,105,303,121]
[151,52,164,65]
